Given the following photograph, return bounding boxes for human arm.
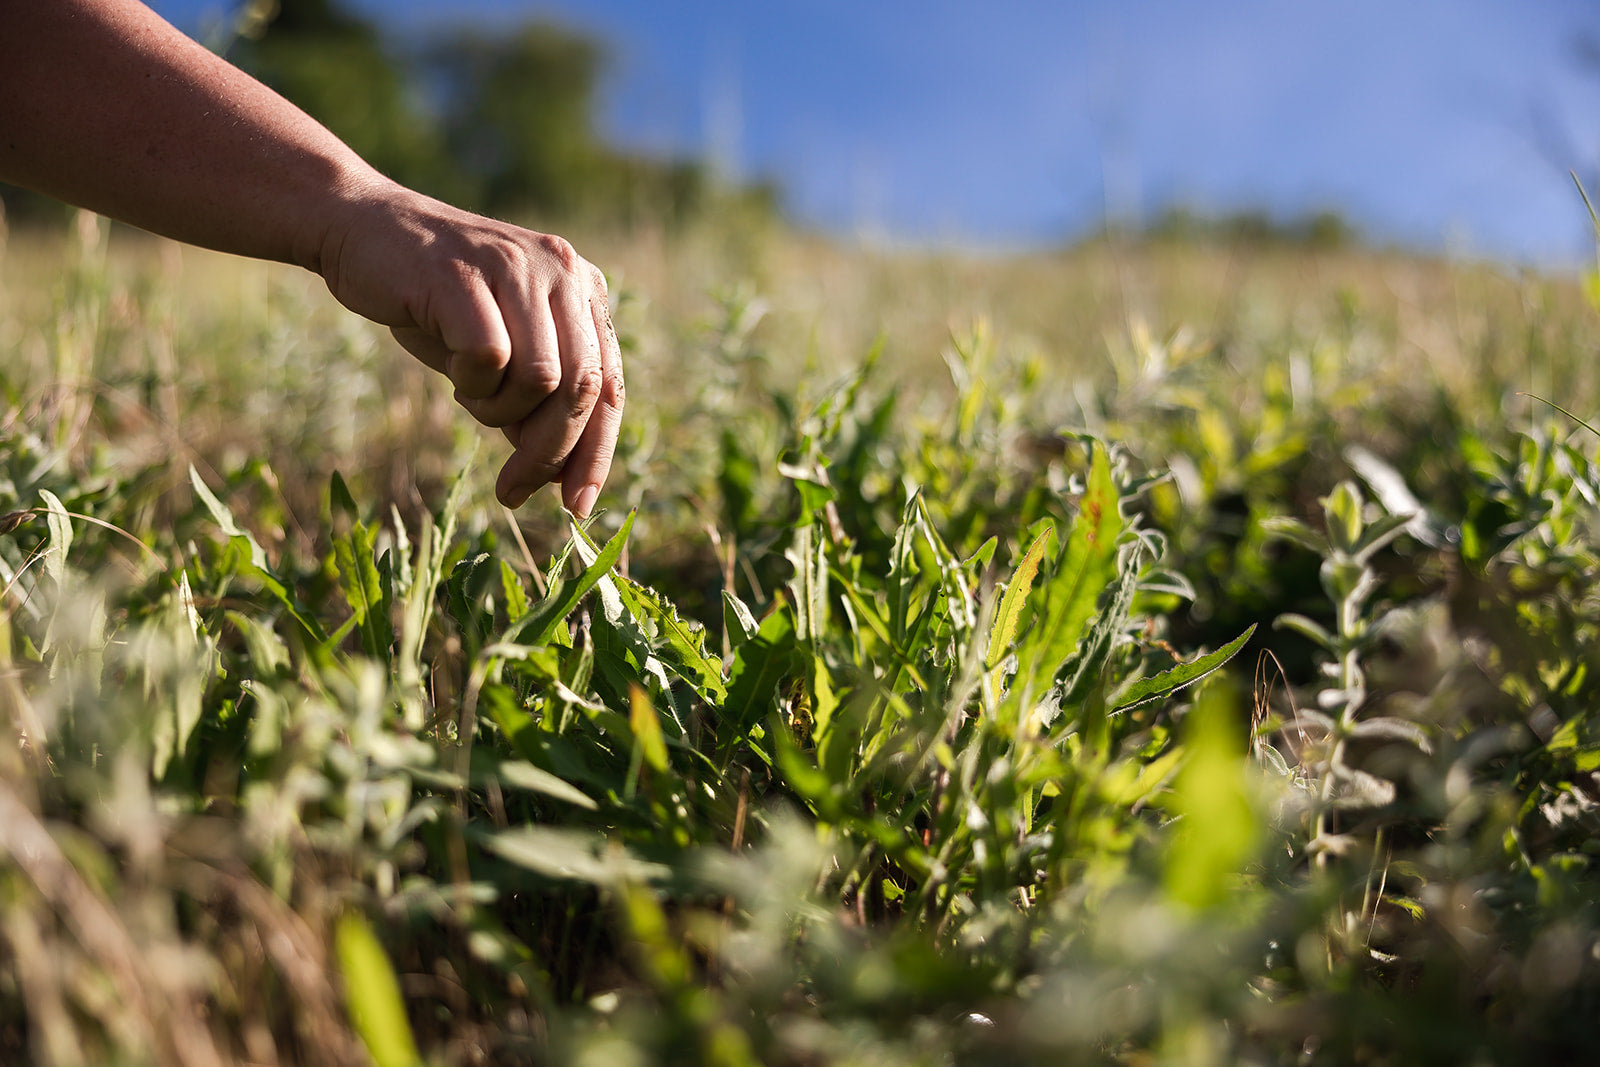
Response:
[0,0,622,514]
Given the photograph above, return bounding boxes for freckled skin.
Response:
[0,0,623,515]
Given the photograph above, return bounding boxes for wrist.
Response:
[290,166,399,278]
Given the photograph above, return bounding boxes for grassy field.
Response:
[2,211,1600,1065]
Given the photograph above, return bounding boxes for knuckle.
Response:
[536,234,580,273]
[601,366,625,410]
[526,362,563,400]
[567,363,603,408]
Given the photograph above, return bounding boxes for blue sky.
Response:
[153,0,1600,265]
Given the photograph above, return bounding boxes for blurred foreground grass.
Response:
[3,214,1600,1065]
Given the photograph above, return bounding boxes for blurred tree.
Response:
[429,24,744,227]
[232,0,470,205]
[432,25,607,218]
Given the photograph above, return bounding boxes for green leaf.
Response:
[510,510,636,647]
[335,912,421,1067]
[191,466,326,643]
[472,749,597,810]
[614,574,728,703]
[786,521,829,643]
[189,466,265,570]
[722,589,760,649]
[1110,624,1255,712]
[1163,683,1261,910]
[500,559,530,624]
[1274,612,1336,651]
[481,825,669,886]
[986,524,1052,670]
[1044,540,1144,722]
[38,489,71,587]
[329,469,360,524]
[333,512,393,659]
[629,682,669,774]
[720,607,799,753]
[1322,481,1365,555]
[1021,444,1122,686]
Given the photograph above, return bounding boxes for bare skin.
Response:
[0,0,623,515]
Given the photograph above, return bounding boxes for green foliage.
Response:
[7,217,1600,1064]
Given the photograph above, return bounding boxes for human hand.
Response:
[307,182,623,515]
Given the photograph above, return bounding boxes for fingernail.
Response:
[574,483,600,519]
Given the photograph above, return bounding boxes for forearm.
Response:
[0,0,379,268]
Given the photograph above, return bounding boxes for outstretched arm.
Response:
[0,0,623,515]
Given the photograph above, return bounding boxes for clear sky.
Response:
[152,0,1600,265]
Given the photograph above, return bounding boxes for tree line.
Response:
[3,0,777,231]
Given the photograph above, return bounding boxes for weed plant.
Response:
[1,216,1600,1064]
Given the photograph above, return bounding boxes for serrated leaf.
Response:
[1022,444,1122,686]
[1044,540,1145,723]
[987,525,1052,670]
[1111,624,1256,712]
[614,573,727,703]
[333,515,392,659]
[509,510,635,647]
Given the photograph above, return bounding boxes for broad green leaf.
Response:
[335,912,421,1067]
[1110,624,1256,712]
[329,469,360,524]
[1044,540,1145,723]
[721,607,799,752]
[333,514,392,659]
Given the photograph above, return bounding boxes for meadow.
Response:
[2,209,1600,1065]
